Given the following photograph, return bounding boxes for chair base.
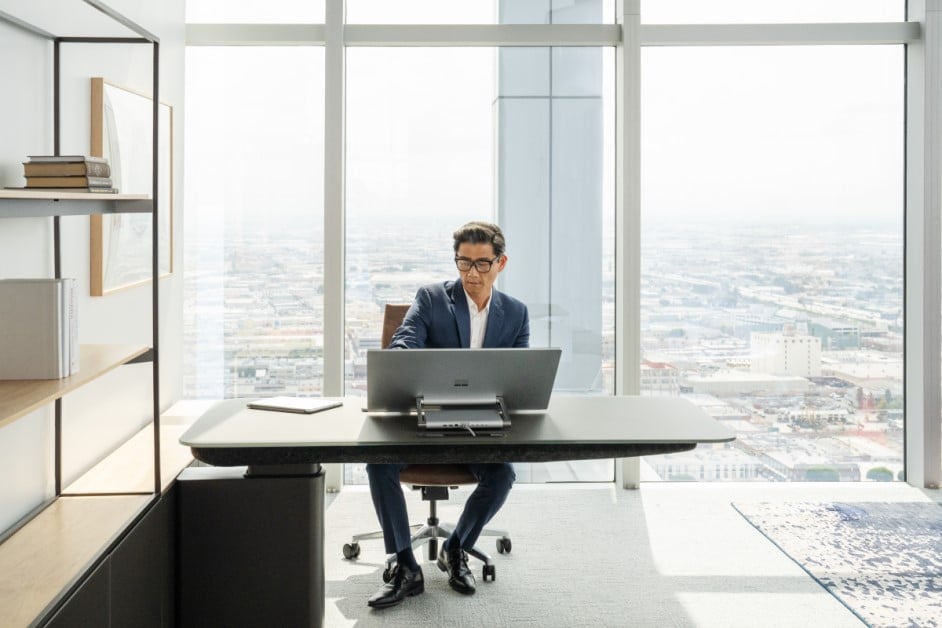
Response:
[346,515,510,582]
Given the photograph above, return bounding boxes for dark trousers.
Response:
[366,462,515,554]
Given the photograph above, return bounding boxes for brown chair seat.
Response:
[399,464,477,487]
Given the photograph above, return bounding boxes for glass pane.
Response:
[641,45,904,482]
[346,0,615,24]
[642,0,904,24]
[184,48,325,399]
[186,0,324,23]
[344,46,614,484]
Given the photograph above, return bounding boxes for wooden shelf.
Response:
[65,421,194,495]
[0,344,150,429]
[0,494,151,628]
[0,190,151,217]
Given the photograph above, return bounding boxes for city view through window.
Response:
[184,35,904,485]
[182,216,903,483]
[640,224,902,482]
[640,44,904,482]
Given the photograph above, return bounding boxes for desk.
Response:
[177,395,734,628]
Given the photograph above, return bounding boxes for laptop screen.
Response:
[366,348,561,414]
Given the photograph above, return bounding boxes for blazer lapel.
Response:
[483,289,504,348]
[452,279,471,348]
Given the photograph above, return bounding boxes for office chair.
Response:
[342,303,512,582]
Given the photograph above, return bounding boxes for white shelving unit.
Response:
[0,3,171,624]
[0,0,162,517]
[0,5,183,626]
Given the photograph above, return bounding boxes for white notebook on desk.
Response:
[246,397,343,414]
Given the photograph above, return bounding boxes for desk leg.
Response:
[177,465,325,628]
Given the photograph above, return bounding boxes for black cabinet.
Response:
[177,467,324,628]
[112,486,176,628]
[45,558,111,628]
[41,487,176,628]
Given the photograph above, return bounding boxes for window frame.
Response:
[185,0,941,490]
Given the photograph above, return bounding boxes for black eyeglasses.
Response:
[455,256,499,273]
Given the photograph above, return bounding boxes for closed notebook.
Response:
[246,397,343,414]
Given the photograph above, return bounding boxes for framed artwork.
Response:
[89,77,173,296]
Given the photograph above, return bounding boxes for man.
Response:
[366,221,529,609]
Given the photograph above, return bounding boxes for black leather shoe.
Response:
[367,564,425,609]
[437,546,476,595]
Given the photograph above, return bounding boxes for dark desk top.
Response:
[180,396,736,467]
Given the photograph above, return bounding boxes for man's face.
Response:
[455,241,507,304]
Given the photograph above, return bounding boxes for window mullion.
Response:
[641,21,918,47]
[905,0,942,488]
[617,0,642,488]
[322,0,345,491]
[343,23,620,46]
[186,23,326,45]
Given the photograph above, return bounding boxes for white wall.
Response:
[0,0,185,534]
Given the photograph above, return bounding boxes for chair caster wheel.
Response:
[342,543,360,560]
[382,565,395,583]
[483,564,496,581]
[496,537,512,554]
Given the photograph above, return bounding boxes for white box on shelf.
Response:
[0,278,76,379]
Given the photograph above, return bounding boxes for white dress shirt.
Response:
[464,289,490,349]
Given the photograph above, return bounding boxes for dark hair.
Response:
[452,221,506,258]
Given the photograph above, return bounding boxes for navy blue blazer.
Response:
[388,279,530,349]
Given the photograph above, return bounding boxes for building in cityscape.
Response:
[640,359,680,396]
[751,324,822,377]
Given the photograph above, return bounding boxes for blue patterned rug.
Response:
[733,501,942,628]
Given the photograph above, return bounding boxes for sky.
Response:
[641,44,903,226]
[184,0,906,232]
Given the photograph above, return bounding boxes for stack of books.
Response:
[22,155,116,193]
[0,278,78,379]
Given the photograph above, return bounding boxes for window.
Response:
[640,45,904,481]
[343,45,615,484]
[184,47,325,399]
[183,3,936,488]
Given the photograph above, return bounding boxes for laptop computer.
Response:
[366,348,561,430]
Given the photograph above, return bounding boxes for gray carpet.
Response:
[733,502,942,628]
[324,486,692,627]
